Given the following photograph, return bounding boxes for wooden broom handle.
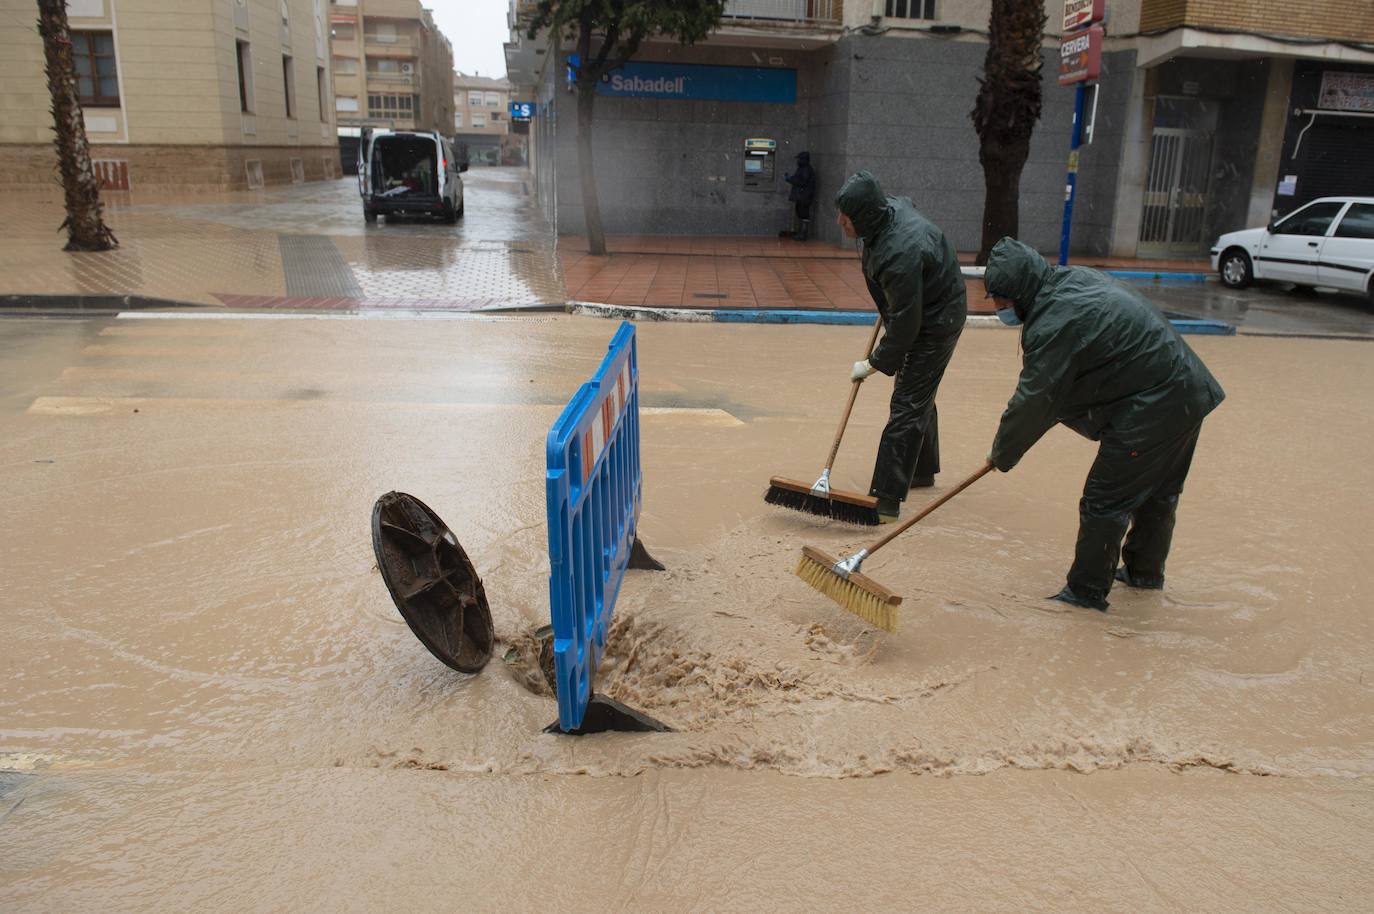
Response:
[863,463,994,555]
[823,319,883,471]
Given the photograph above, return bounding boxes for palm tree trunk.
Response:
[37,0,117,252]
[978,138,1031,262]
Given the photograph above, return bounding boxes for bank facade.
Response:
[505,0,1374,256]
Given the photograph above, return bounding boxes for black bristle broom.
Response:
[765,320,882,526]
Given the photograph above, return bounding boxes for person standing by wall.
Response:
[838,170,968,523]
[784,151,816,241]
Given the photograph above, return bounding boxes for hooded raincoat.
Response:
[835,171,967,503]
[984,237,1226,604]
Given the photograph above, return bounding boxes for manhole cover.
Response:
[371,492,495,673]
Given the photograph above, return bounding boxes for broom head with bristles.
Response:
[765,476,880,526]
[794,545,902,632]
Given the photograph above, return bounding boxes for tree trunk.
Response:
[36,0,117,252]
[576,80,607,256]
[970,0,1044,265]
[977,139,1031,264]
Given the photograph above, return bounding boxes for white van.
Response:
[358,128,467,224]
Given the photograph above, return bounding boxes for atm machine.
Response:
[742,138,777,193]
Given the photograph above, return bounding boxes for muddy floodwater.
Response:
[2,315,1373,910]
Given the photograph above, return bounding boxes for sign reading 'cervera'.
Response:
[1062,0,1104,33]
[569,55,797,104]
[1058,26,1103,86]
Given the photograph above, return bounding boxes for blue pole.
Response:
[1058,82,1087,266]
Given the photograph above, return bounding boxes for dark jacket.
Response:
[835,171,967,375]
[985,238,1226,471]
[785,152,816,204]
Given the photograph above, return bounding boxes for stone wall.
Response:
[0,143,342,190]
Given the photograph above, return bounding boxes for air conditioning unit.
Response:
[400,62,414,74]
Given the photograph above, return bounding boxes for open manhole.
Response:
[371,492,495,673]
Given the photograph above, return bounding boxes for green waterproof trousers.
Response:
[1067,422,1203,603]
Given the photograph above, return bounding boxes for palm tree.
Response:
[970,0,1045,265]
[37,0,117,251]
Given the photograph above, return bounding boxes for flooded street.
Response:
[3,315,1373,910]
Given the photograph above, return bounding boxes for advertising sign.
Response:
[1318,71,1374,113]
[568,55,797,104]
[1058,26,1103,86]
[510,101,534,121]
[1062,0,1105,33]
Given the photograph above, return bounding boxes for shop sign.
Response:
[568,55,797,104]
[1058,26,1103,86]
[1062,0,1104,33]
[1318,71,1374,113]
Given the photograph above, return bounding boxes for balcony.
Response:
[363,34,418,57]
[366,71,419,87]
[722,0,838,24]
[1140,0,1373,46]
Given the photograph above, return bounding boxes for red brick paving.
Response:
[560,235,1209,314]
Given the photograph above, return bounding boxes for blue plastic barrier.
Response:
[545,321,642,731]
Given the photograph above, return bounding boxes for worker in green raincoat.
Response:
[836,171,968,523]
[983,237,1225,611]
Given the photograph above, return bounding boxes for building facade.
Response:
[0,0,340,190]
[507,0,1374,256]
[453,73,524,165]
[328,0,454,172]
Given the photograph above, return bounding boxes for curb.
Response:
[957,266,1210,284]
[568,302,1233,335]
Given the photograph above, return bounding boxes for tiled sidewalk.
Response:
[560,235,1210,313]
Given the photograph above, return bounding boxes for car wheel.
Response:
[364,208,378,224]
[1292,284,1318,296]
[457,196,465,219]
[1219,248,1252,289]
[442,200,457,225]
[1367,274,1374,310]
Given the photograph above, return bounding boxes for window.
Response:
[472,112,486,128]
[331,23,355,42]
[236,40,253,113]
[1273,201,1346,237]
[369,58,400,74]
[468,90,482,106]
[1334,203,1374,240]
[282,55,295,118]
[491,112,501,122]
[332,56,358,75]
[336,96,359,112]
[72,31,119,107]
[886,0,935,18]
[367,93,414,118]
[373,22,396,43]
[454,111,462,128]
[484,91,499,106]
[317,66,328,121]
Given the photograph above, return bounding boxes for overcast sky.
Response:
[427,0,511,78]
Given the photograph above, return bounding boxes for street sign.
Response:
[509,101,533,122]
[1058,26,1103,86]
[1062,0,1104,33]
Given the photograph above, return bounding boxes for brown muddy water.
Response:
[2,315,1372,911]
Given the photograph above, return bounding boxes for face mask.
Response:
[996,306,1022,327]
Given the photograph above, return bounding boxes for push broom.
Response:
[764,320,883,526]
[794,463,994,632]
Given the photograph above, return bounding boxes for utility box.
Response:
[742,138,777,193]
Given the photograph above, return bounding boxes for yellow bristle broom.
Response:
[795,464,993,631]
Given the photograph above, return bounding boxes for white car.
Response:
[1211,196,1374,306]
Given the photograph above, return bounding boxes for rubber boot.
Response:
[794,219,811,241]
[1049,585,1109,612]
[1115,566,1164,590]
[876,496,900,525]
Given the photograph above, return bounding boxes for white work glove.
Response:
[851,359,877,381]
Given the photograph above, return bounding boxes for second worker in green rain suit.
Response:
[983,237,1226,611]
[835,171,968,524]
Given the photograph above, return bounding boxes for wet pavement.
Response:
[3,313,1374,910]
[0,167,565,310]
